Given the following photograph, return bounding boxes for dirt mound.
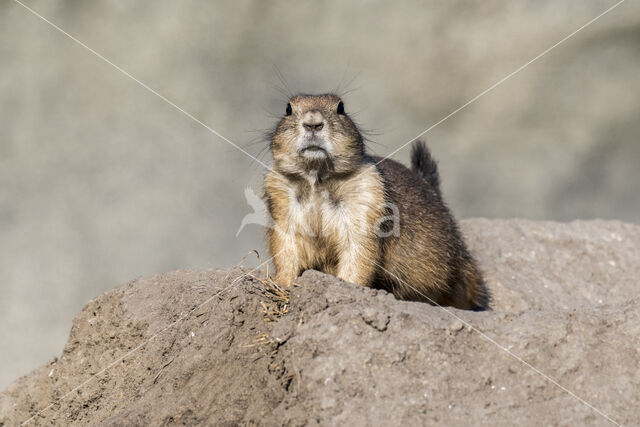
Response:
[1,219,639,425]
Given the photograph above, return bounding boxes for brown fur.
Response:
[264,94,489,310]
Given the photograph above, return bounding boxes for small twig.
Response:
[152,358,174,384]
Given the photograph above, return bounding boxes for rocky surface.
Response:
[1,219,639,425]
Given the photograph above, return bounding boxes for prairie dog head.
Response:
[271,94,364,177]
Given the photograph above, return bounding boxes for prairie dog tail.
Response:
[410,140,441,194]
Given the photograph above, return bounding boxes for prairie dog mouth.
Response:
[300,145,328,159]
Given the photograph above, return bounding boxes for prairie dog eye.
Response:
[285,103,292,116]
[337,101,345,115]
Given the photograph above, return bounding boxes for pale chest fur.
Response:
[265,164,387,275]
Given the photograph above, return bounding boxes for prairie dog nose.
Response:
[302,111,325,131]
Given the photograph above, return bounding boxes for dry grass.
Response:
[242,333,273,348]
[243,250,293,322]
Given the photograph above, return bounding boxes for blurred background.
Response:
[1,0,639,389]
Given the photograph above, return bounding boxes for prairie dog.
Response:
[264,94,489,310]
